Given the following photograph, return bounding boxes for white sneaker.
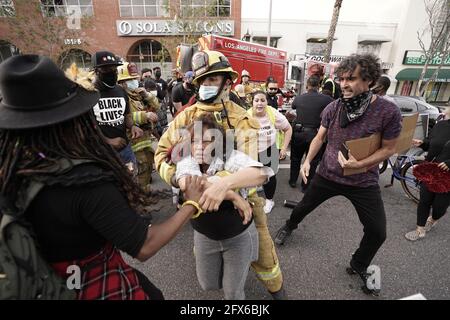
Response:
[424,216,437,232]
[264,199,275,214]
[405,229,426,241]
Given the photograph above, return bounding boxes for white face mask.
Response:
[150,90,158,97]
[199,85,219,101]
[126,79,139,91]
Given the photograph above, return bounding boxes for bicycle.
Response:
[380,153,425,204]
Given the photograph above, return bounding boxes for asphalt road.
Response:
[126,160,450,300]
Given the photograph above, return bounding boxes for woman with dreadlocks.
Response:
[0,55,204,300]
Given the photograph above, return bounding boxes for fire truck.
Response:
[177,34,288,87]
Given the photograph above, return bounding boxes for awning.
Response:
[358,35,391,44]
[306,33,337,42]
[396,68,450,82]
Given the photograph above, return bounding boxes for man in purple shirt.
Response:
[275,54,402,295]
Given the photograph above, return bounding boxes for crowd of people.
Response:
[0,48,449,300]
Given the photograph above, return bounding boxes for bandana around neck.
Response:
[339,91,373,128]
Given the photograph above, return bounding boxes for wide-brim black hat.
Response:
[0,55,100,130]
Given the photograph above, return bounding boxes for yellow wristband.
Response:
[182,200,204,219]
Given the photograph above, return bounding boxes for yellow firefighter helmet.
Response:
[191,50,239,85]
[117,62,140,82]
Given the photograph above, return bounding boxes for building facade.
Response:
[241,0,449,103]
[0,0,242,79]
[390,0,450,104]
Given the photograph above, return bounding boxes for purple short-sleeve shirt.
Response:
[318,96,402,187]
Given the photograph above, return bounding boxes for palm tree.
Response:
[324,0,343,63]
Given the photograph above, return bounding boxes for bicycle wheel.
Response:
[400,160,422,204]
[379,160,388,174]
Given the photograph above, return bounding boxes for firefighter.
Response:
[155,50,286,299]
[241,69,255,95]
[117,62,160,192]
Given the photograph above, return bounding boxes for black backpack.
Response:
[0,213,76,299]
[0,159,92,300]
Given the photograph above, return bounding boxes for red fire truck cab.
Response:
[181,35,288,88]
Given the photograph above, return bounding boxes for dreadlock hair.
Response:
[0,111,167,213]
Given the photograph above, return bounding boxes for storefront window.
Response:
[0,40,19,63]
[119,0,168,17]
[306,41,327,55]
[127,40,172,78]
[357,43,381,56]
[251,37,279,48]
[40,0,94,17]
[400,81,413,96]
[425,82,440,102]
[0,0,15,17]
[180,0,231,18]
[58,49,92,71]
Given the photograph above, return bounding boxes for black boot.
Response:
[270,286,288,300]
[274,224,293,245]
[346,260,381,296]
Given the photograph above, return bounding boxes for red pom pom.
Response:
[413,162,450,193]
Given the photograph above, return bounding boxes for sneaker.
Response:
[288,181,297,188]
[274,224,293,245]
[264,199,275,214]
[346,260,381,296]
[405,229,426,241]
[424,217,437,232]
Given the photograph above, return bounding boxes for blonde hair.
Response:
[64,63,96,91]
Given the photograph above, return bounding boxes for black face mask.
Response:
[177,77,183,82]
[99,71,118,87]
[186,83,196,91]
[155,71,162,78]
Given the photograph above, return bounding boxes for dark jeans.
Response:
[417,184,450,226]
[119,143,137,167]
[286,174,386,270]
[289,130,324,191]
[264,175,277,200]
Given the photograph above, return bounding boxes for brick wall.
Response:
[0,0,242,66]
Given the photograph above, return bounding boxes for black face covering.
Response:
[98,72,118,88]
[186,83,196,92]
[155,71,162,78]
[339,91,373,128]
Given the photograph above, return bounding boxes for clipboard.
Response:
[342,113,419,176]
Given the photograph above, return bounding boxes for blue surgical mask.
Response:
[199,85,219,101]
[126,79,139,91]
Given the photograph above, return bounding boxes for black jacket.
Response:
[292,90,334,128]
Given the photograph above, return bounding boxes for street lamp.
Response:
[267,0,272,47]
